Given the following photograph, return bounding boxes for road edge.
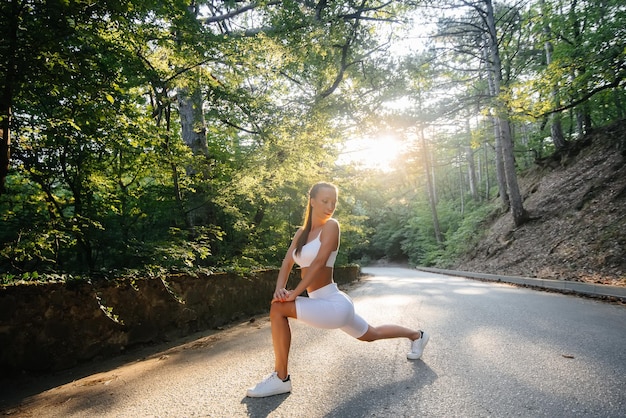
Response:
[413,266,626,302]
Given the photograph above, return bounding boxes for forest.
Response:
[1,0,624,283]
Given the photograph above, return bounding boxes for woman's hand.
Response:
[272,288,295,303]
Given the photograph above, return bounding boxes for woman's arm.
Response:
[272,228,302,301]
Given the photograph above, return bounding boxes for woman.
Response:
[246,182,429,398]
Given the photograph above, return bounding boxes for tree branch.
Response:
[200,1,282,25]
[542,70,626,117]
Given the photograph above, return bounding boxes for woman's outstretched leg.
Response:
[358,324,421,342]
[358,323,430,360]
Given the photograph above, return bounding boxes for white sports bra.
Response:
[293,231,339,268]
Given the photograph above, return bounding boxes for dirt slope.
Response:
[455,120,626,287]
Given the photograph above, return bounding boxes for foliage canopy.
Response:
[1,0,624,282]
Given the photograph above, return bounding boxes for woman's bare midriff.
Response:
[301,266,334,293]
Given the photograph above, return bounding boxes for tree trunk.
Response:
[483,139,490,200]
[177,86,209,160]
[458,148,465,214]
[430,147,438,205]
[420,125,443,245]
[541,0,566,149]
[569,0,591,137]
[499,118,529,226]
[465,119,479,202]
[177,84,211,235]
[485,0,528,226]
[156,98,193,232]
[0,0,20,196]
[0,124,9,196]
[492,116,509,208]
[483,34,509,209]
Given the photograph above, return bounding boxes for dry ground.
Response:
[455,120,626,287]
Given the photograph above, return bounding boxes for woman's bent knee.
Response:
[356,326,376,342]
[269,303,284,318]
[270,301,296,319]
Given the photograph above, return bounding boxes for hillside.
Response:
[455,120,626,287]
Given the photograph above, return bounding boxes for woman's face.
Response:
[311,186,337,220]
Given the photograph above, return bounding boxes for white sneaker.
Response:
[407,331,429,360]
[246,372,292,398]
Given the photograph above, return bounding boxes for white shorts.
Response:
[294,283,369,338]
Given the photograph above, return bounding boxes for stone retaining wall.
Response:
[0,266,359,375]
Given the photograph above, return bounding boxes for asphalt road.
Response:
[3,267,626,417]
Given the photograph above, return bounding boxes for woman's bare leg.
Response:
[269,301,297,380]
[358,325,421,342]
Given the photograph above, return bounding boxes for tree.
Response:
[0,0,20,196]
[483,0,529,226]
[518,0,626,138]
[0,0,419,275]
[430,0,529,225]
[539,0,566,149]
[419,124,444,244]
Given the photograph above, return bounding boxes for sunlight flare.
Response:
[338,135,405,171]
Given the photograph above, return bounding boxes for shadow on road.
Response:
[323,359,437,417]
[240,392,290,418]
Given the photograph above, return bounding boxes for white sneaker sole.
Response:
[246,385,291,398]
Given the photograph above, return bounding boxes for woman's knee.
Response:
[270,301,295,319]
[357,327,377,342]
[269,303,284,319]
